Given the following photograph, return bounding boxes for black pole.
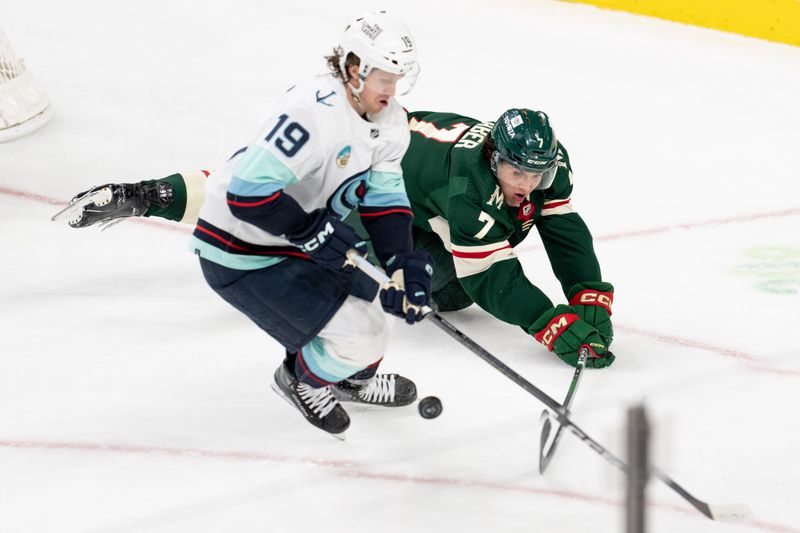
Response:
[626,404,650,533]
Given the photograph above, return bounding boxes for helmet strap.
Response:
[489,151,500,175]
[346,77,367,114]
[340,54,370,114]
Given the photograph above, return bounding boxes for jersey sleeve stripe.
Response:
[543,198,570,208]
[451,240,513,254]
[361,191,411,208]
[231,144,299,187]
[451,243,512,259]
[359,207,413,218]
[228,175,284,198]
[453,247,517,278]
[226,190,282,207]
[363,171,411,207]
[193,221,309,259]
[542,198,574,216]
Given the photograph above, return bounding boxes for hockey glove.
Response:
[381,252,434,324]
[286,209,367,272]
[568,281,614,346]
[530,304,615,368]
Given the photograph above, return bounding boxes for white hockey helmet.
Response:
[337,11,419,95]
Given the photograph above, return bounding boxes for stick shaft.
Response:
[348,252,744,521]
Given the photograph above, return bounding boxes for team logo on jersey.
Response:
[316,90,336,107]
[370,128,380,139]
[487,185,504,209]
[336,145,352,168]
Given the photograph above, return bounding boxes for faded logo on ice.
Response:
[733,246,800,294]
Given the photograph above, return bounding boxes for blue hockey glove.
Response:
[381,252,434,324]
[287,209,367,272]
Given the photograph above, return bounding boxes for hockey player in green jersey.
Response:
[56,108,614,369]
[400,108,614,368]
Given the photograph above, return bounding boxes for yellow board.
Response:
[562,0,800,47]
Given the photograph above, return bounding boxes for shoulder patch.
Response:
[336,145,351,168]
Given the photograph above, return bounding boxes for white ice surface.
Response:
[1,1,799,532]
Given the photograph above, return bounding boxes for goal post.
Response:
[0,28,52,142]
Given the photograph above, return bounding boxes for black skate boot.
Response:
[272,361,350,435]
[333,373,418,407]
[64,181,173,228]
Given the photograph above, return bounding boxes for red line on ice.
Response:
[1,439,797,532]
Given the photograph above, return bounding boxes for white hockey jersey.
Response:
[189,73,411,270]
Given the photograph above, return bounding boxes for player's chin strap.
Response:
[344,249,751,523]
[346,77,367,114]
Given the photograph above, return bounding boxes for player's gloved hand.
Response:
[286,208,367,272]
[530,304,615,368]
[568,281,614,347]
[381,252,434,324]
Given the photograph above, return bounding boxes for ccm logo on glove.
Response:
[297,221,335,252]
[570,289,613,314]
[534,312,579,350]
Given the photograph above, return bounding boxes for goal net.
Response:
[0,28,51,142]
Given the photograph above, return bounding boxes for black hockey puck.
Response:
[418,396,442,419]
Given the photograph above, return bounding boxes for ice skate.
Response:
[52,181,173,229]
[333,373,417,407]
[272,361,350,436]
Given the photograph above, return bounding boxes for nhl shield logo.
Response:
[517,200,534,221]
[336,145,351,168]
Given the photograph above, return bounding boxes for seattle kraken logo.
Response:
[327,171,369,217]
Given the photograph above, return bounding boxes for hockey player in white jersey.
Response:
[189,12,433,436]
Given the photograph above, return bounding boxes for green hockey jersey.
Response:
[401,111,602,331]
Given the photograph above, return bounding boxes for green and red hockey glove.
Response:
[568,281,614,347]
[530,304,615,368]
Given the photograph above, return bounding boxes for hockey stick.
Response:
[347,252,750,522]
[538,347,587,474]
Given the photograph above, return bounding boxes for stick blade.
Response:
[538,410,553,474]
[706,503,752,522]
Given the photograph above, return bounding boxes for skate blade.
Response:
[269,383,347,441]
[51,187,113,225]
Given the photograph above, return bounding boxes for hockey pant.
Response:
[199,256,390,386]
